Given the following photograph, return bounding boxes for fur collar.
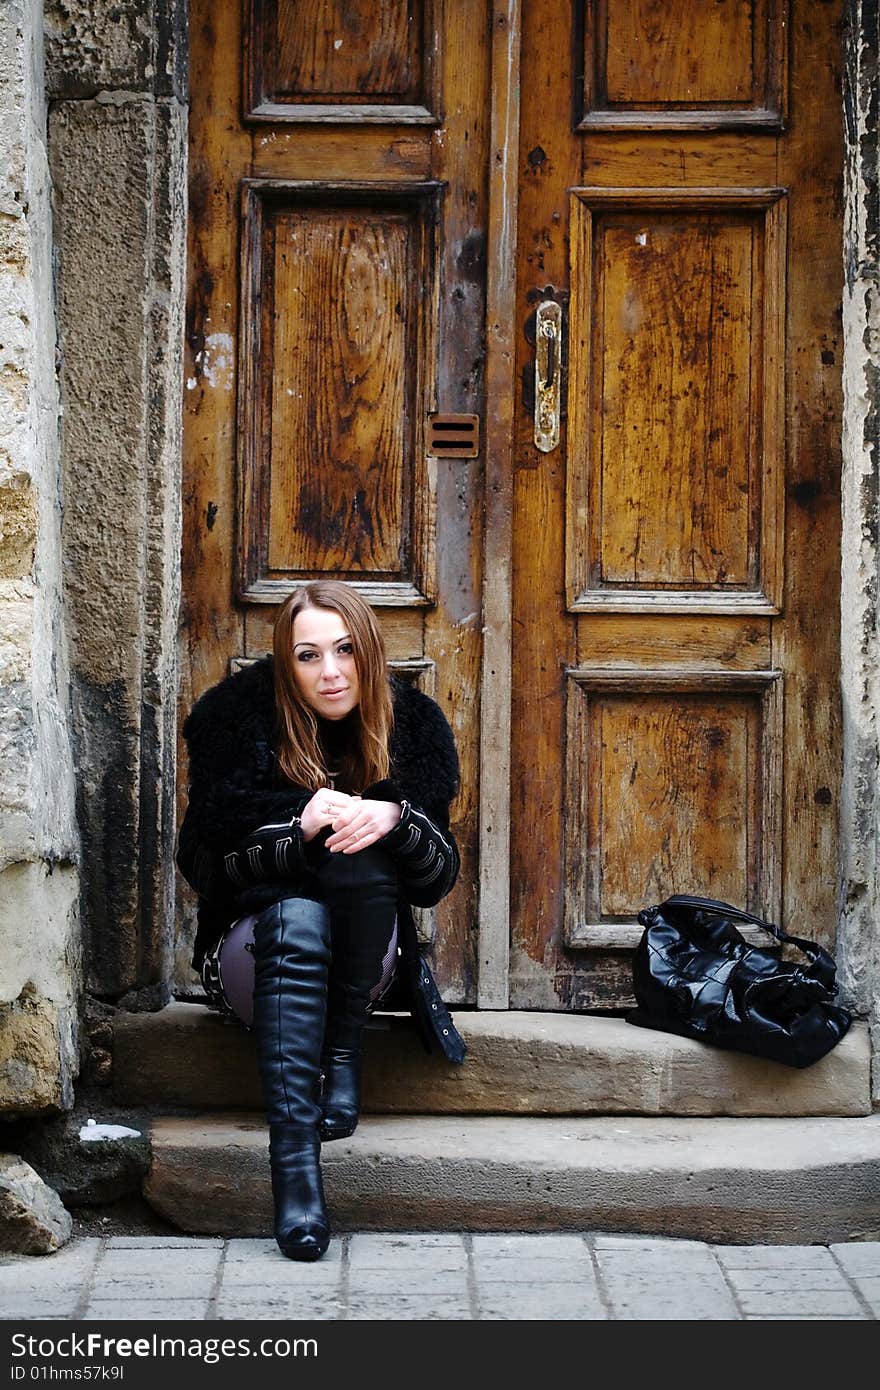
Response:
[182,654,459,817]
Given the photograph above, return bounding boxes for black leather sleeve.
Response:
[377,798,460,908]
[176,692,313,900]
[219,814,310,888]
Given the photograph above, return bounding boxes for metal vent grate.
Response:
[427,413,479,458]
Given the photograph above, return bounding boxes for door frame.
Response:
[479,0,521,1007]
[478,0,856,1016]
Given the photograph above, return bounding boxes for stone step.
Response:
[114,1002,872,1118]
[144,1111,880,1245]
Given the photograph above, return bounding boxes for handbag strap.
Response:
[660,894,837,987]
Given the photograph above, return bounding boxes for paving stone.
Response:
[734,1288,864,1318]
[3,1232,877,1322]
[347,1269,468,1296]
[348,1233,467,1268]
[351,1231,464,1248]
[745,1313,864,1321]
[88,1275,218,1298]
[477,1283,606,1320]
[83,1300,212,1320]
[0,1261,86,1286]
[225,1236,343,1265]
[0,1272,88,1299]
[846,1275,880,1315]
[0,1236,99,1272]
[348,1252,468,1278]
[716,1244,840,1269]
[97,1247,222,1275]
[472,1234,588,1259]
[595,1249,738,1320]
[829,1241,880,1276]
[220,1258,343,1287]
[596,1244,720,1270]
[593,1235,709,1252]
[473,1257,593,1284]
[722,1267,854,1292]
[346,1295,472,1320]
[215,1293,345,1319]
[0,1297,81,1320]
[606,1289,738,1320]
[105,1236,223,1249]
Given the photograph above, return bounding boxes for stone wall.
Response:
[841,0,880,1103]
[0,0,81,1116]
[45,0,187,1004]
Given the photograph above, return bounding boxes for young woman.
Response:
[176,581,465,1261]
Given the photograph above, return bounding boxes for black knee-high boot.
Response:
[314,846,398,1143]
[251,896,332,1261]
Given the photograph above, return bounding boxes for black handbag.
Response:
[627,894,852,1068]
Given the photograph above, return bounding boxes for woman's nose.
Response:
[321,651,341,677]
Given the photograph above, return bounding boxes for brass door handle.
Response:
[534,300,562,453]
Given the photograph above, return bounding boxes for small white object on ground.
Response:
[79,1120,142,1142]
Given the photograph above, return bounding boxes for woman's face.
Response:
[290,605,361,721]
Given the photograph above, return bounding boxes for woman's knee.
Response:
[253,895,331,956]
[313,843,398,903]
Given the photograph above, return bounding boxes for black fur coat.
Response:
[176,655,465,1061]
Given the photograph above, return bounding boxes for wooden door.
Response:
[511,1,843,1008]
[179,0,489,999]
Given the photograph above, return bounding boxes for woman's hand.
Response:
[325,797,402,854]
[300,788,359,842]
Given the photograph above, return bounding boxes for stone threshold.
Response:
[145,1111,880,1245]
[114,1002,872,1117]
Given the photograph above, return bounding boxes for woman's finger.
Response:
[327,809,374,851]
[328,804,361,833]
[339,824,379,854]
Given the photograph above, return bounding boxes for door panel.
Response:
[179,0,488,998]
[567,189,785,610]
[511,0,841,1009]
[581,0,788,129]
[237,182,439,604]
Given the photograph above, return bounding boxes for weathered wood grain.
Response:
[576,615,772,669]
[176,0,252,980]
[421,0,491,1002]
[246,0,439,122]
[563,671,783,942]
[510,0,579,1007]
[566,188,786,612]
[581,0,787,129]
[511,0,841,1009]
[478,0,520,1008]
[267,209,409,574]
[601,0,762,104]
[252,131,433,180]
[773,0,843,948]
[182,0,487,1003]
[275,0,417,98]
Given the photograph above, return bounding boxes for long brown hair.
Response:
[272,581,393,792]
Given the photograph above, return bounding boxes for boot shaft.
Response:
[251,897,332,1128]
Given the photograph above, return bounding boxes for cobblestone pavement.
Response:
[0,1233,878,1320]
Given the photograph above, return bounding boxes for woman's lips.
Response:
[320,688,348,698]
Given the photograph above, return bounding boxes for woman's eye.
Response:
[297,651,318,662]
[338,643,353,656]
